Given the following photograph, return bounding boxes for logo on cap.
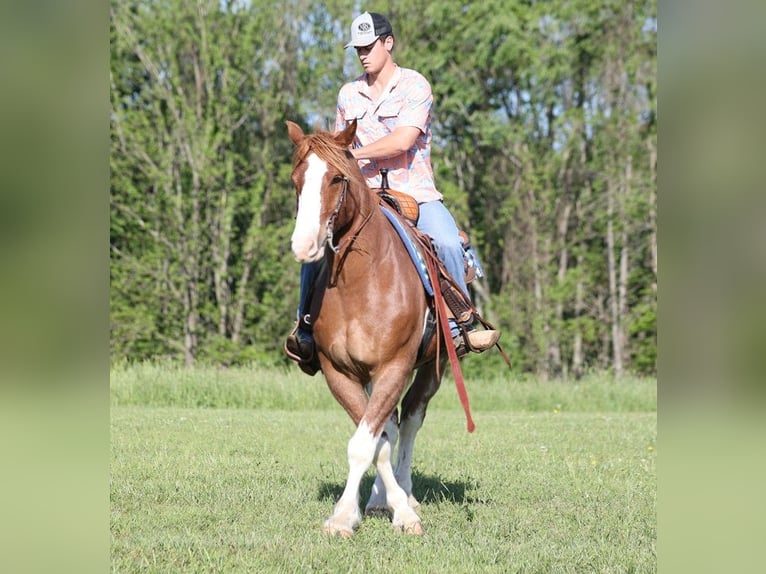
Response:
[359,23,371,32]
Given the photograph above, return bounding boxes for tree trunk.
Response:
[527,185,548,380]
[572,252,585,379]
[606,182,623,378]
[618,160,633,372]
[552,194,571,380]
[183,283,198,367]
[230,220,259,344]
[211,185,232,338]
[648,139,658,290]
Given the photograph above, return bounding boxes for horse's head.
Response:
[286,120,359,262]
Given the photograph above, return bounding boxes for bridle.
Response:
[321,172,374,287]
[326,176,349,253]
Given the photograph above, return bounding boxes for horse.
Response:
[286,119,451,537]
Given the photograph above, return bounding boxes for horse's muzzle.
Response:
[291,233,325,262]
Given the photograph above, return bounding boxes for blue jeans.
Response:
[296,262,317,325]
[297,200,469,336]
[418,200,468,337]
[416,200,469,299]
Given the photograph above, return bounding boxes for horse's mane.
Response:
[292,130,365,188]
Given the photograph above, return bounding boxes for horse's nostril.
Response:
[291,234,325,262]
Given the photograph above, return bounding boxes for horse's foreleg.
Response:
[323,420,376,537]
[395,362,443,511]
[395,408,425,511]
[361,366,423,535]
[373,426,423,535]
[320,372,372,537]
[365,410,399,517]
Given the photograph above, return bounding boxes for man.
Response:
[286,12,499,373]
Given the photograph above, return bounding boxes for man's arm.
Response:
[350,126,420,160]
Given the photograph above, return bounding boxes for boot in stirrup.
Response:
[284,321,320,376]
[453,325,500,356]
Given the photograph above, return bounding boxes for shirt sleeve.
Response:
[335,93,346,133]
[397,73,432,133]
[335,81,362,133]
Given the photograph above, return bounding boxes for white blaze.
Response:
[291,153,328,261]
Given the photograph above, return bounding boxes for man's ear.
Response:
[336,118,357,148]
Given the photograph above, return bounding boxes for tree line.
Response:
[110,0,656,379]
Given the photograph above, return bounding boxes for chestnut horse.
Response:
[287,119,450,537]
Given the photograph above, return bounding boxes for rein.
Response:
[422,245,476,433]
[325,175,375,287]
[326,176,348,253]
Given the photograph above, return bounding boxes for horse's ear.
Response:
[335,118,357,148]
[286,121,304,146]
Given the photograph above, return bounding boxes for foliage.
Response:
[110,0,656,377]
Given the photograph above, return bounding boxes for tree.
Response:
[392,0,656,377]
[110,0,656,377]
[111,0,303,364]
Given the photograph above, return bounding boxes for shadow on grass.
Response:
[318,469,486,505]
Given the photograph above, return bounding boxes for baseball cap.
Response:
[344,12,393,48]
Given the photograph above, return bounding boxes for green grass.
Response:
[111,364,656,573]
[110,362,656,414]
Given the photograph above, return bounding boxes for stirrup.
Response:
[284,324,320,376]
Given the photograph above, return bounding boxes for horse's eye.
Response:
[331,175,345,184]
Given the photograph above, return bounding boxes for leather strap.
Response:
[423,245,475,433]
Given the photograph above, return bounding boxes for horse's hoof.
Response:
[394,520,424,536]
[322,524,354,538]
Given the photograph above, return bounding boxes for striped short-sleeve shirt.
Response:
[335,65,442,203]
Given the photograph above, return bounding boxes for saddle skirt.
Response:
[378,203,483,326]
[379,204,484,289]
[379,205,434,295]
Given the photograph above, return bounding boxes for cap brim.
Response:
[344,35,380,49]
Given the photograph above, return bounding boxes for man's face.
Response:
[355,36,389,73]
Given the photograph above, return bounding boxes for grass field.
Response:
[111,364,656,573]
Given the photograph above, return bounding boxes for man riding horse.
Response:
[286,12,500,374]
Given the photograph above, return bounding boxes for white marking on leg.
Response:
[291,153,327,261]
[396,408,425,510]
[324,421,376,536]
[375,431,423,534]
[366,414,399,515]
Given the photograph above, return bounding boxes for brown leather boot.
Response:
[284,324,320,376]
[466,329,500,351]
[453,328,500,355]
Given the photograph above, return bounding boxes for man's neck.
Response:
[366,61,397,99]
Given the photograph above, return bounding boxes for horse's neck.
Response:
[338,182,379,235]
[328,186,393,283]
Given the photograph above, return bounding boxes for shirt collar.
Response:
[357,65,402,101]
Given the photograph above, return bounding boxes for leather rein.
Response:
[325,175,374,287]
